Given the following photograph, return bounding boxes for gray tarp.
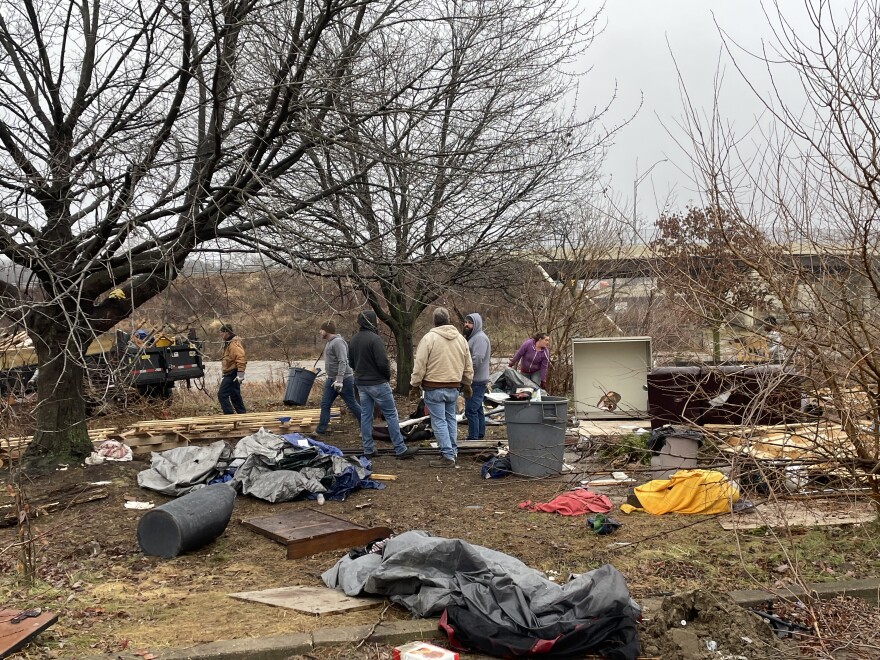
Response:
[322,530,640,621]
[138,429,372,502]
[231,453,367,503]
[136,441,233,496]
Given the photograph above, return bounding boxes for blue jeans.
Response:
[523,371,541,387]
[317,376,362,433]
[423,387,459,460]
[465,382,487,439]
[218,371,246,414]
[357,382,407,455]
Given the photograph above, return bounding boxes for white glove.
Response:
[236,372,245,383]
[333,381,343,393]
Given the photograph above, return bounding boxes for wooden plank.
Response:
[228,585,383,615]
[241,509,392,560]
[130,440,187,455]
[0,608,59,657]
[370,474,397,481]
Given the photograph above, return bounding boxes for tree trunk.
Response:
[392,324,415,395]
[26,325,91,460]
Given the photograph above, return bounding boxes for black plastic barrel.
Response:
[503,396,568,477]
[137,484,236,558]
[284,367,318,405]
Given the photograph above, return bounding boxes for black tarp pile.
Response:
[489,367,548,397]
[323,530,640,659]
[137,428,383,502]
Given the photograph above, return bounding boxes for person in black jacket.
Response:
[348,310,418,460]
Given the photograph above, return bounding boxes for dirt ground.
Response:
[2,391,880,659]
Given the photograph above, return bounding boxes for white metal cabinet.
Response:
[572,337,652,419]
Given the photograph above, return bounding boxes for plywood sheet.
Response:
[241,509,393,560]
[720,501,876,530]
[0,608,58,658]
[229,585,383,614]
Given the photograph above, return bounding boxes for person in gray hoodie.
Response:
[316,320,362,435]
[463,313,491,440]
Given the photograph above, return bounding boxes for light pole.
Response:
[632,158,668,226]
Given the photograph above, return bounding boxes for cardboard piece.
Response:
[0,608,58,658]
[241,509,392,559]
[229,585,383,614]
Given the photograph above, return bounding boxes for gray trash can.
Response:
[137,484,236,558]
[503,396,568,477]
[284,367,318,405]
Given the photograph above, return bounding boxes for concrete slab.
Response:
[729,577,880,607]
[160,633,313,660]
[310,619,443,650]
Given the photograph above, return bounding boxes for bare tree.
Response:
[669,0,880,506]
[651,206,769,363]
[0,0,432,459]
[516,205,625,394]
[241,0,614,391]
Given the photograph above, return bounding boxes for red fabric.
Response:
[518,489,612,515]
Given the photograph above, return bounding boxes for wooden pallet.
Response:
[242,509,392,560]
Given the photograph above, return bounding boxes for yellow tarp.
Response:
[621,469,739,515]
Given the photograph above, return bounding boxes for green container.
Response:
[503,396,568,477]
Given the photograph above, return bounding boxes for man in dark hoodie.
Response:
[463,313,491,440]
[348,310,418,460]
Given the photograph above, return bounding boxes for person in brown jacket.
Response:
[218,323,247,414]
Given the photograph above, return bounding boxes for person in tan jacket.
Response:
[411,307,474,467]
[218,323,247,414]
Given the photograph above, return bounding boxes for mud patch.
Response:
[640,590,794,659]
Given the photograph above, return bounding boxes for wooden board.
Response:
[228,585,383,614]
[241,509,392,560]
[720,502,876,530]
[0,608,58,658]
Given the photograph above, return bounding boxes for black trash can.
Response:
[284,367,318,406]
[137,484,236,558]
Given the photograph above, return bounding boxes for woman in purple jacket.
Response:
[508,332,551,390]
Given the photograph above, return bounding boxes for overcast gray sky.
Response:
[581,0,813,224]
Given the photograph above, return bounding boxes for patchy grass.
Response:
[2,410,880,658]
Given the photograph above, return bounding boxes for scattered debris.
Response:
[0,484,108,528]
[640,591,789,659]
[85,439,133,465]
[124,501,155,510]
[393,641,458,660]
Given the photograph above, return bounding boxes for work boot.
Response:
[395,446,419,460]
[429,457,455,468]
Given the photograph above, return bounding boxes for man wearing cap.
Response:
[218,323,246,414]
[411,307,474,468]
[348,310,418,460]
[316,320,362,435]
